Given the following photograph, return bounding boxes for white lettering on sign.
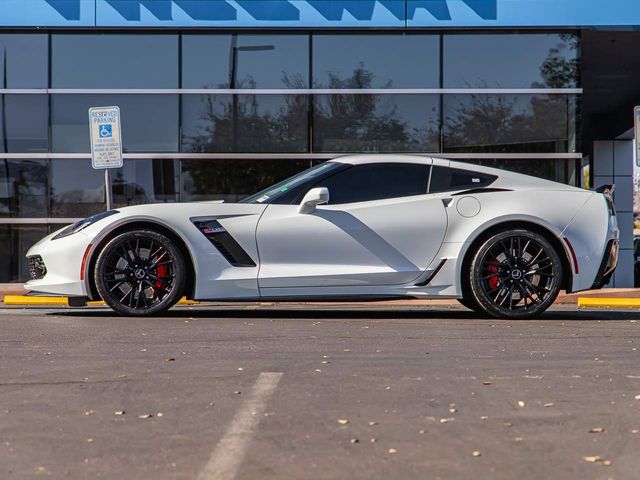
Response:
[89,106,123,169]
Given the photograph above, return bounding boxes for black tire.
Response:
[456,297,484,314]
[468,229,563,319]
[95,230,186,316]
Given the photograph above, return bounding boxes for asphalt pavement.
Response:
[1,303,640,480]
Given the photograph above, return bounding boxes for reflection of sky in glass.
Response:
[52,35,178,88]
[444,34,578,88]
[52,95,178,153]
[183,35,308,89]
[313,35,439,88]
[0,35,47,88]
[0,96,48,153]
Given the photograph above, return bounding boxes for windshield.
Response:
[240,161,343,204]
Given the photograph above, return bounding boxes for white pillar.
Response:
[593,140,634,287]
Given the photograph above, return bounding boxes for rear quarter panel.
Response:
[439,189,597,294]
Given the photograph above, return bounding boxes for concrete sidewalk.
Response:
[2,283,639,306]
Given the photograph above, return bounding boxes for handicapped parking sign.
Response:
[89,106,122,169]
[99,124,113,138]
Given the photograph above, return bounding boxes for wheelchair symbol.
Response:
[99,124,113,138]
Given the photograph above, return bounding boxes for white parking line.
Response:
[197,372,283,480]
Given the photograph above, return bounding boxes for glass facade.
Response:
[0,31,581,282]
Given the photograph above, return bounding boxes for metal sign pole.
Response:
[105,168,113,211]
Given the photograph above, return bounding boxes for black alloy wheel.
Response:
[95,230,186,316]
[469,229,562,319]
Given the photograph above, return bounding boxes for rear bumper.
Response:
[591,239,619,290]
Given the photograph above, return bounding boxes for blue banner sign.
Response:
[1,0,640,28]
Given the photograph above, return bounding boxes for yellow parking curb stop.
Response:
[578,297,640,308]
[3,296,198,307]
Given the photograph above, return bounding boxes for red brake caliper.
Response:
[487,264,499,290]
[155,263,168,290]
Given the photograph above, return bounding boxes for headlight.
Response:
[52,210,119,240]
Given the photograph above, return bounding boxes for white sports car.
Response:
[25,155,618,319]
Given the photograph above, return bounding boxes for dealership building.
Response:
[0,0,638,286]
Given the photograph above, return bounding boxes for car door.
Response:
[255,162,448,289]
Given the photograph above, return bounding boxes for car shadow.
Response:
[55,307,639,322]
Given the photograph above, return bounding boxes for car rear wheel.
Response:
[95,230,185,316]
[469,229,562,319]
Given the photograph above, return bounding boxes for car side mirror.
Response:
[298,187,329,214]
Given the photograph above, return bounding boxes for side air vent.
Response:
[193,220,256,267]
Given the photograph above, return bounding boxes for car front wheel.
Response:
[95,230,186,316]
[468,229,562,319]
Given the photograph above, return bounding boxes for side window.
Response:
[313,163,429,204]
[429,166,497,193]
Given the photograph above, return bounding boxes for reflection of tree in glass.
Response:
[445,91,567,154]
[314,63,437,152]
[535,33,580,89]
[183,74,308,153]
[445,34,577,156]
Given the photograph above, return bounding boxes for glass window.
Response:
[313,95,439,153]
[52,34,178,88]
[0,35,48,88]
[241,161,344,204]
[312,163,429,204]
[50,160,105,218]
[183,34,309,89]
[51,159,179,217]
[182,94,308,153]
[0,159,48,217]
[0,224,48,282]
[429,166,497,193]
[313,34,439,88]
[181,159,311,203]
[112,160,179,207]
[443,95,571,153]
[444,33,580,88]
[52,95,179,153]
[0,95,49,153]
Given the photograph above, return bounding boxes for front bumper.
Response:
[24,229,93,297]
[591,239,619,290]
